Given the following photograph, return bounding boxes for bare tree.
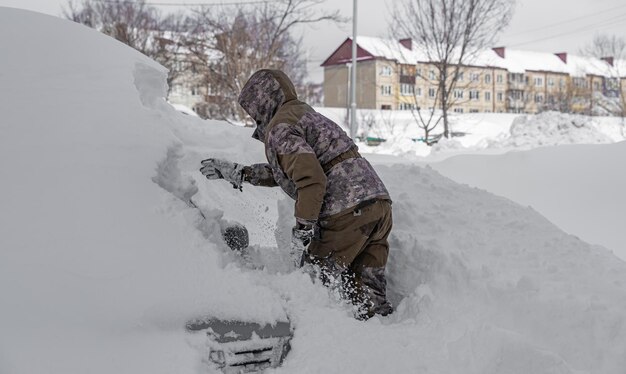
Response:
[182,0,342,120]
[64,0,159,54]
[409,70,443,145]
[391,0,514,139]
[63,0,187,92]
[581,34,626,119]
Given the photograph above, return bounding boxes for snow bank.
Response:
[430,140,626,263]
[499,111,620,148]
[2,7,626,374]
[317,108,625,160]
[0,8,286,374]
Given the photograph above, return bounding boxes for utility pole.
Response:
[350,0,358,140]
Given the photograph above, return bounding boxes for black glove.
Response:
[291,224,315,268]
[200,158,245,191]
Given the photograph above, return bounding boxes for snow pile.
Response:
[0,8,285,374]
[2,7,626,374]
[318,106,625,159]
[430,140,626,264]
[500,111,616,147]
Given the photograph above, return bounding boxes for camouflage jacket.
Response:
[238,69,390,224]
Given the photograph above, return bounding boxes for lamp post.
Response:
[350,0,358,140]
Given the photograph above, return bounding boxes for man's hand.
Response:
[200,158,245,191]
[291,224,315,268]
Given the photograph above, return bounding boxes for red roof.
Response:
[320,37,376,67]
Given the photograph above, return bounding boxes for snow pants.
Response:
[306,199,393,318]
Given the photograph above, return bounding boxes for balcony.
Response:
[400,75,416,84]
[506,99,525,110]
[507,80,526,90]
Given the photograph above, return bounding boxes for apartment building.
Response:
[322,36,626,115]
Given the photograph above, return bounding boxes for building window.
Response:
[469,90,480,100]
[485,74,492,84]
[400,83,415,96]
[416,87,422,96]
[594,81,600,90]
[559,78,565,88]
[428,88,436,98]
[573,77,586,88]
[429,70,436,80]
[191,86,201,96]
[548,78,555,87]
[534,77,543,87]
[381,104,392,110]
[497,74,503,83]
[470,73,480,82]
[381,85,392,96]
[497,92,504,102]
[485,91,491,101]
[453,89,464,99]
[171,84,183,95]
[207,84,216,96]
[458,72,464,81]
[416,68,422,77]
[535,94,544,103]
[399,102,416,110]
[453,108,464,113]
[508,73,524,83]
[380,66,392,76]
[469,109,479,113]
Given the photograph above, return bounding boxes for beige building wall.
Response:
[323,56,625,116]
[492,68,508,112]
[542,72,570,111]
[323,61,377,109]
[524,71,547,113]
[396,63,418,110]
[570,76,592,114]
[415,62,439,110]
[463,66,498,113]
[357,60,378,109]
[440,65,503,114]
[375,59,398,110]
[323,65,349,108]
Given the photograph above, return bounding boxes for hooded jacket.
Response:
[238,69,390,224]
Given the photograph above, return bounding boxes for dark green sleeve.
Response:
[243,163,279,187]
[278,152,327,223]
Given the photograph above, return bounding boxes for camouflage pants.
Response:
[306,199,393,319]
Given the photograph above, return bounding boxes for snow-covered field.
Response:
[2,7,626,374]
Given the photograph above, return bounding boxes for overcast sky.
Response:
[1,0,625,82]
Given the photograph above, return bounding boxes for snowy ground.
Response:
[2,7,626,374]
[319,108,626,262]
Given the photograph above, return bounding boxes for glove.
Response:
[291,224,315,268]
[200,158,245,191]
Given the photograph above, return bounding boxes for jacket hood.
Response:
[238,69,298,142]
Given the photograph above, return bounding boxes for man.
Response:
[200,69,393,319]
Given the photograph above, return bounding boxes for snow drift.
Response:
[500,111,622,147]
[431,140,626,264]
[1,7,626,374]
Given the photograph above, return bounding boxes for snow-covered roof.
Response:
[350,36,427,65]
[350,35,625,78]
